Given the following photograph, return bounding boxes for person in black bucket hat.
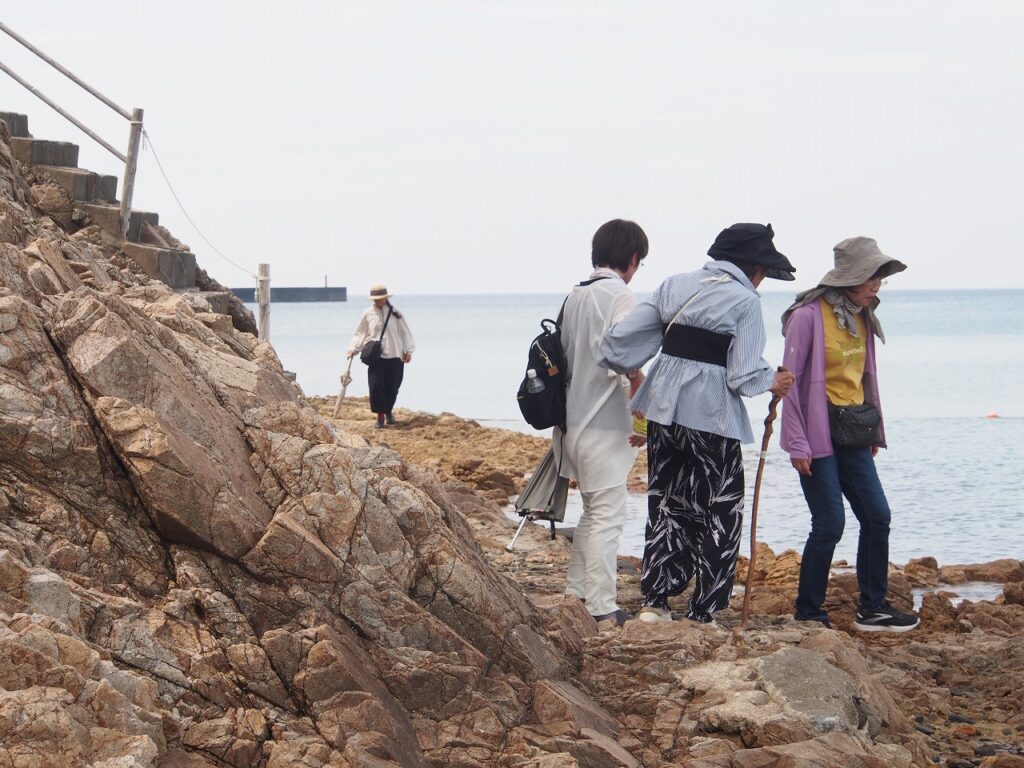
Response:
[597,223,795,624]
[707,222,796,281]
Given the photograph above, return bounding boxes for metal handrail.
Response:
[0,61,126,162]
[0,20,143,239]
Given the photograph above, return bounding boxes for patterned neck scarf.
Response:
[823,288,863,337]
[783,286,886,343]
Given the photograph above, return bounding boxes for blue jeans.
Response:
[795,446,891,621]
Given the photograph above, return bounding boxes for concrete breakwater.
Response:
[231,285,347,302]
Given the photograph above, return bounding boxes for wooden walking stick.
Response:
[332,357,354,418]
[740,368,786,628]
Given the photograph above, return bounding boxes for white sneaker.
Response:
[638,606,673,623]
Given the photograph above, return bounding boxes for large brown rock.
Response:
[30,181,73,229]
[94,396,271,558]
[46,290,277,558]
[798,631,909,732]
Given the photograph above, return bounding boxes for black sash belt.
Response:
[662,325,732,366]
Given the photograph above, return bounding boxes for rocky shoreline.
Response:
[310,396,1024,767]
[308,395,651,500]
[0,116,1022,767]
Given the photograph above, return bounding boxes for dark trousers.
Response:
[367,357,404,415]
[795,445,891,621]
[641,422,745,623]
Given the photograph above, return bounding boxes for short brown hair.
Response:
[592,219,648,271]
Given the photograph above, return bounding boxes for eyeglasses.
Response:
[865,277,888,288]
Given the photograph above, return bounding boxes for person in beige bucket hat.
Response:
[780,237,919,633]
[346,284,416,428]
[782,237,906,341]
[819,237,907,288]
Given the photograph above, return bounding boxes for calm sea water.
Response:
[251,290,1024,567]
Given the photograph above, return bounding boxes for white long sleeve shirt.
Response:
[347,304,416,359]
[554,268,638,492]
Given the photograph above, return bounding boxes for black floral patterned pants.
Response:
[641,421,745,623]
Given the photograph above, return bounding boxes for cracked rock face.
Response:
[0,122,595,768]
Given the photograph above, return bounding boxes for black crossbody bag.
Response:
[827,402,881,447]
[359,307,393,365]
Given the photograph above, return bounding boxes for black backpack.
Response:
[516,277,608,431]
[516,316,568,430]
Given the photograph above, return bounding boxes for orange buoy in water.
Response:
[985,412,999,419]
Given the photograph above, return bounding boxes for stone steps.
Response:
[35,165,117,203]
[2,110,205,295]
[75,202,158,243]
[120,241,196,290]
[0,111,30,138]
[10,136,79,167]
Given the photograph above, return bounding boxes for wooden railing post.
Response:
[118,107,143,240]
[257,263,271,341]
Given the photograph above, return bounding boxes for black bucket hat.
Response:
[707,222,796,281]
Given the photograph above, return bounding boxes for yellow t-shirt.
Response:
[820,298,866,406]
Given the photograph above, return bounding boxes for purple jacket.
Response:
[780,302,886,459]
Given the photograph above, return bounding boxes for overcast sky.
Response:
[3,2,1022,295]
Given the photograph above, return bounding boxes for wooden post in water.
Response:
[257,263,271,341]
[118,107,143,240]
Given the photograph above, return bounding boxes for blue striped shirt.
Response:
[597,260,775,443]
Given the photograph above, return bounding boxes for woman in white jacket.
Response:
[347,284,416,428]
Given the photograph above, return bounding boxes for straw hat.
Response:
[367,284,391,300]
[818,237,906,287]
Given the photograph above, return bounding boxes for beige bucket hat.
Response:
[819,237,907,288]
[367,284,391,300]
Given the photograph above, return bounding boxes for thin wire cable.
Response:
[140,128,255,278]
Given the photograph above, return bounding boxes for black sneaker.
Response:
[853,603,919,633]
[386,412,396,425]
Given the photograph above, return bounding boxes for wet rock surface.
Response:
[1,119,1022,766]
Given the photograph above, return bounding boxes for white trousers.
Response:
[565,483,628,616]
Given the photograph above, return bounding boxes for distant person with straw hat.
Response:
[347,284,415,429]
[781,236,919,633]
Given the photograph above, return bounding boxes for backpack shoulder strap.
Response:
[555,275,611,325]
